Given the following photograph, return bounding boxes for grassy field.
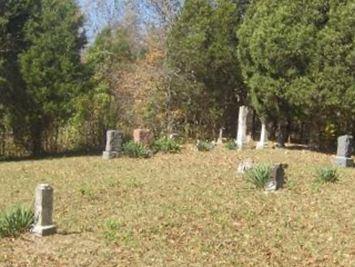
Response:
[0,145,354,266]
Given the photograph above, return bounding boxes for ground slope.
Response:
[0,146,354,266]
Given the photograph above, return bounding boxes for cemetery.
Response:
[0,118,354,265]
[0,0,354,266]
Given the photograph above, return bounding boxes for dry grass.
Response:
[0,145,354,266]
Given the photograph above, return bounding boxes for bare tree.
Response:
[79,0,124,38]
[141,0,182,29]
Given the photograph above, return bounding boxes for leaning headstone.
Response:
[32,184,56,236]
[236,106,249,149]
[256,121,268,149]
[103,130,123,160]
[133,129,153,145]
[237,158,253,174]
[265,164,286,192]
[334,135,353,167]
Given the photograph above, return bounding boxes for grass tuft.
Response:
[153,137,181,153]
[103,219,121,243]
[0,205,34,238]
[314,166,339,184]
[123,141,152,158]
[245,164,272,189]
[196,140,214,151]
[224,140,237,150]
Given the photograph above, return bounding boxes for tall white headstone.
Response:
[236,106,249,149]
[256,121,268,149]
[32,184,56,236]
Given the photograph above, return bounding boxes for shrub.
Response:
[153,137,181,153]
[0,206,34,238]
[196,140,215,151]
[123,141,152,158]
[245,164,272,189]
[225,140,237,150]
[315,166,339,184]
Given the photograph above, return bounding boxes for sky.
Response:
[76,0,181,42]
[77,0,125,41]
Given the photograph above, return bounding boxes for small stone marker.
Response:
[103,130,123,160]
[265,164,286,192]
[169,133,179,140]
[236,106,249,149]
[237,158,253,174]
[32,184,56,236]
[334,135,354,167]
[133,128,153,145]
[256,121,268,149]
[216,127,224,145]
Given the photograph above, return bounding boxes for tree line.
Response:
[0,0,354,157]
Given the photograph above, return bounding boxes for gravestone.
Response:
[236,106,249,149]
[265,164,286,192]
[103,130,123,160]
[32,184,56,236]
[256,121,268,149]
[237,158,253,174]
[216,128,224,145]
[169,133,179,140]
[334,135,353,167]
[133,129,153,145]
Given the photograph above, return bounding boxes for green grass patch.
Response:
[0,205,34,238]
[123,141,152,158]
[224,140,237,150]
[245,164,272,189]
[314,166,339,184]
[196,140,214,151]
[153,137,181,153]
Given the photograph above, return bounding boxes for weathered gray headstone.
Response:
[334,135,353,167]
[216,127,224,145]
[103,130,123,160]
[236,106,249,149]
[265,164,286,192]
[32,184,56,236]
[256,121,268,149]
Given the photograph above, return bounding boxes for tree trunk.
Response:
[308,120,321,150]
[276,121,287,148]
[31,123,43,156]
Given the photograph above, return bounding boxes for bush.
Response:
[225,140,237,150]
[153,137,181,153]
[245,164,272,189]
[196,140,215,151]
[315,166,339,184]
[123,141,152,158]
[0,206,34,238]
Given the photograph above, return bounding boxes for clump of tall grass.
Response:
[0,205,34,238]
[245,164,272,189]
[314,166,339,184]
